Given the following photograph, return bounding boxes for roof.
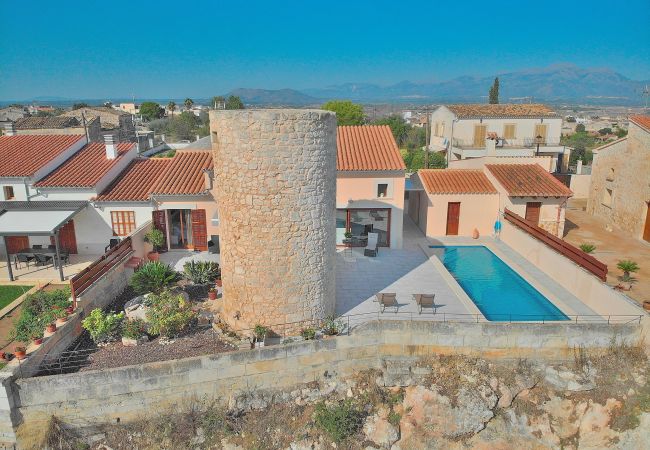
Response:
[337,125,406,171]
[14,116,83,129]
[630,115,650,133]
[94,150,213,202]
[0,201,87,236]
[183,135,212,150]
[0,134,85,177]
[62,106,129,117]
[419,169,497,194]
[446,104,559,119]
[0,200,88,211]
[34,142,135,188]
[486,164,573,197]
[94,158,171,202]
[151,150,212,195]
[591,137,627,154]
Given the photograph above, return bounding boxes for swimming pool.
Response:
[433,245,569,321]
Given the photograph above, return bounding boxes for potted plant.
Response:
[643,301,650,311]
[65,305,74,315]
[32,333,43,345]
[121,319,148,347]
[300,327,316,341]
[616,260,639,290]
[208,287,217,300]
[0,352,6,361]
[14,347,26,360]
[321,315,344,337]
[145,229,165,261]
[52,307,68,325]
[215,276,223,288]
[253,324,269,348]
[45,322,57,334]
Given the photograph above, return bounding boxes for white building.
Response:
[429,104,568,172]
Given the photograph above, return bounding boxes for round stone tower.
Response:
[209,109,337,332]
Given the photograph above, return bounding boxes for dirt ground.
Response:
[563,200,650,306]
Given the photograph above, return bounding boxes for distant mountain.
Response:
[302,64,649,105]
[225,88,320,105]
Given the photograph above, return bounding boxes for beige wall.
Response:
[587,123,650,239]
[336,171,405,248]
[449,155,555,172]
[568,174,591,199]
[417,192,499,237]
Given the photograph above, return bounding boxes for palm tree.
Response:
[616,260,639,281]
[184,98,194,111]
[167,101,176,117]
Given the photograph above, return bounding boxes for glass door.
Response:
[168,209,193,249]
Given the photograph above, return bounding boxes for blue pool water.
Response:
[433,246,569,321]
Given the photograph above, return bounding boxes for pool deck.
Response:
[335,216,599,327]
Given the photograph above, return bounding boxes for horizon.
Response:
[1,0,649,101]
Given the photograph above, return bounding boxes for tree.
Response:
[184,98,194,111]
[488,77,499,104]
[103,101,113,108]
[72,103,89,110]
[575,123,586,133]
[139,102,165,121]
[322,100,364,125]
[598,127,612,135]
[212,96,226,109]
[167,101,177,117]
[372,115,410,146]
[225,95,245,110]
[614,127,628,138]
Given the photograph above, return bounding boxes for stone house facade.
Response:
[61,107,136,142]
[587,116,650,242]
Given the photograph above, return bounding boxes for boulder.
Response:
[363,414,399,449]
[124,294,151,322]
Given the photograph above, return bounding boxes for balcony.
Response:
[451,137,565,159]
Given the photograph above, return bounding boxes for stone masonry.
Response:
[209,109,337,332]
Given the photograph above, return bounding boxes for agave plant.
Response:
[129,262,179,294]
[616,260,639,281]
[183,260,221,284]
[579,243,596,254]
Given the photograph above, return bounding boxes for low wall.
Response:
[569,174,591,199]
[128,220,153,260]
[500,220,645,318]
[449,155,554,172]
[8,319,643,437]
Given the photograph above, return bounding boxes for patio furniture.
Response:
[413,294,436,314]
[34,253,54,267]
[376,292,398,313]
[59,252,70,266]
[48,244,56,250]
[364,232,379,257]
[105,238,120,253]
[32,245,43,249]
[14,253,34,269]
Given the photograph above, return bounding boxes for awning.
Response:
[0,201,87,236]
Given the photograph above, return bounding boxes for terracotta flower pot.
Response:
[32,337,43,345]
[14,350,26,360]
[147,251,160,262]
[472,228,480,239]
[46,323,57,333]
[643,301,650,311]
[66,306,74,315]
[56,316,67,325]
[208,290,217,300]
[215,279,223,287]
[0,352,6,361]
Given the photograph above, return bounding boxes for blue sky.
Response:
[1,0,648,100]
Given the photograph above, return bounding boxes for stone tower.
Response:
[209,109,337,332]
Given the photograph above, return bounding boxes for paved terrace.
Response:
[0,254,101,284]
[336,215,600,329]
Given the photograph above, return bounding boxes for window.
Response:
[503,124,516,139]
[2,186,14,200]
[602,188,613,207]
[110,211,136,236]
[606,168,615,181]
[336,208,391,247]
[377,183,389,198]
[473,125,487,147]
[534,124,548,143]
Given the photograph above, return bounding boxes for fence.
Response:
[70,237,133,306]
[503,208,608,281]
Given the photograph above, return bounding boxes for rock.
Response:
[289,439,323,450]
[124,294,151,322]
[544,366,595,392]
[363,414,399,449]
[577,399,621,449]
[121,336,148,347]
[221,438,245,450]
[497,385,513,408]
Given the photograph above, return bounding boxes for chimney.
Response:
[104,134,118,159]
[203,169,214,191]
[3,122,16,136]
[486,137,497,156]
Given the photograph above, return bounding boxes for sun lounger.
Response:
[364,232,379,257]
[413,294,436,314]
[376,292,398,313]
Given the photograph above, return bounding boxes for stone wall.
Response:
[209,109,337,330]
[587,122,650,239]
[6,319,644,440]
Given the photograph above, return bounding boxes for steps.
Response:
[124,257,143,270]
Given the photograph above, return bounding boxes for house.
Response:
[429,104,568,172]
[587,115,650,242]
[0,106,28,123]
[410,163,572,238]
[11,116,102,141]
[336,125,406,249]
[61,106,136,142]
[116,103,139,115]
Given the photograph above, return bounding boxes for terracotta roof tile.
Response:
[630,115,650,132]
[446,104,558,119]
[419,169,497,194]
[337,125,405,171]
[34,142,134,188]
[151,150,213,195]
[94,158,171,202]
[14,116,82,129]
[0,134,85,177]
[486,164,573,197]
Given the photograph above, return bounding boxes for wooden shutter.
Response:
[57,220,77,254]
[473,125,487,147]
[191,209,208,251]
[446,202,461,236]
[5,236,29,254]
[534,124,547,142]
[152,210,167,251]
[525,202,542,225]
[503,124,516,139]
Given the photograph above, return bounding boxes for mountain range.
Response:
[227,64,649,106]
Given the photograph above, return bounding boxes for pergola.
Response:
[0,201,88,282]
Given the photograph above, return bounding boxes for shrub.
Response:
[22,288,70,317]
[322,315,344,336]
[301,327,316,340]
[11,288,71,343]
[183,260,221,284]
[144,229,165,252]
[253,324,268,341]
[122,319,147,339]
[314,399,364,443]
[11,310,43,343]
[82,308,124,343]
[146,291,196,338]
[617,260,639,281]
[579,243,596,253]
[130,262,179,294]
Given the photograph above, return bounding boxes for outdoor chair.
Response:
[58,252,70,266]
[32,245,43,249]
[34,253,53,267]
[376,292,398,313]
[105,238,120,253]
[364,232,379,257]
[48,244,56,250]
[413,294,436,314]
[15,253,34,269]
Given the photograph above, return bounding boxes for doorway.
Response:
[525,202,542,225]
[446,202,460,235]
[50,220,77,254]
[168,210,193,249]
[643,202,650,243]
